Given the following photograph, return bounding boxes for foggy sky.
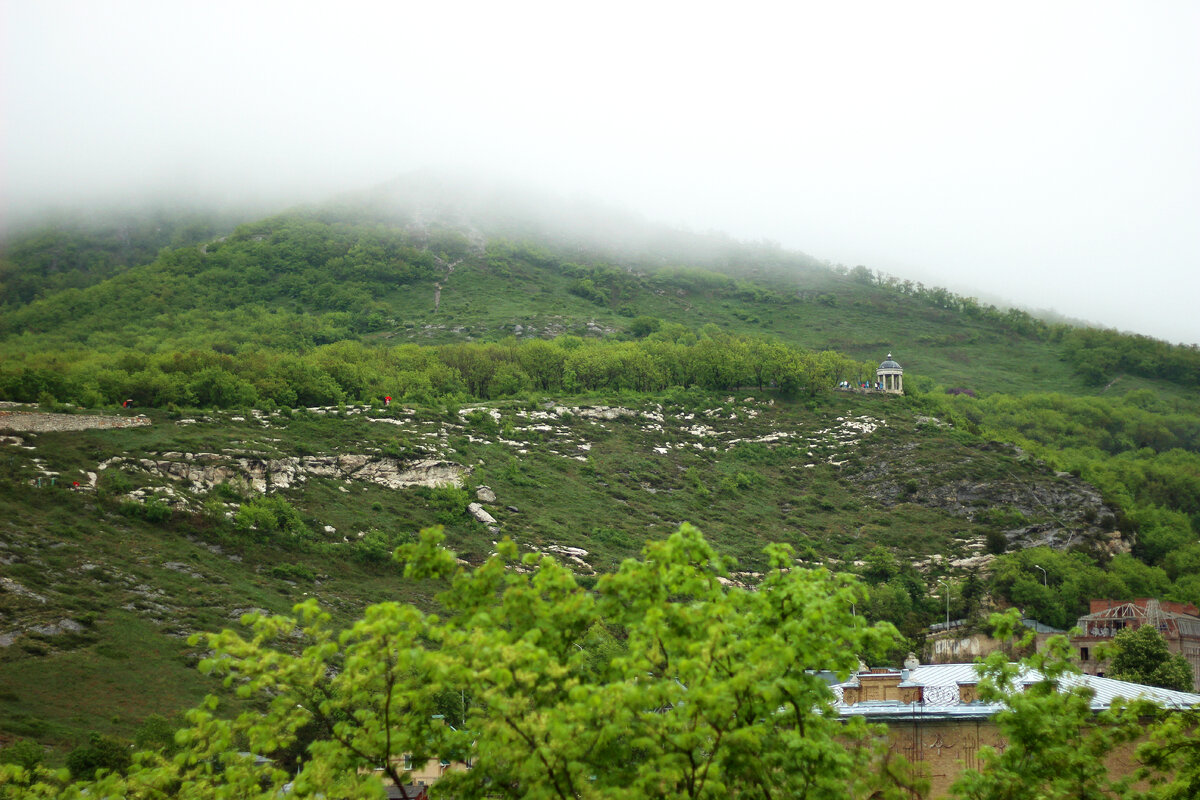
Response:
[4,1,1198,345]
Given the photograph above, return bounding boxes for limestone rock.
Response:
[124,453,467,494]
[468,502,497,525]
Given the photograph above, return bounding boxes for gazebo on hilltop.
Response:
[877,354,903,394]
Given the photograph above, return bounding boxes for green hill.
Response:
[1,177,1198,762]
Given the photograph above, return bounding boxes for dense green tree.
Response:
[629,315,662,337]
[1137,707,1200,800]
[133,715,179,756]
[3,526,927,799]
[64,733,131,782]
[1107,624,1194,692]
[0,742,42,772]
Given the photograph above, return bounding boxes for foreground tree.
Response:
[1137,707,1200,800]
[0,524,925,799]
[949,611,1155,800]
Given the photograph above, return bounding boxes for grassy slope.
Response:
[0,210,1103,397]
[1,201,1195,757]
[0,389,1121,751]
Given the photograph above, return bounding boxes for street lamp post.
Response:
[938,578,950,630]
[1034,564,1048,587]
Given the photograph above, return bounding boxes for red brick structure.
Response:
[1074,599,1200,689]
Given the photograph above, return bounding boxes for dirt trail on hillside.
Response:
[432,258,463,311]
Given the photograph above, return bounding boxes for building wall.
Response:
[926,631,1055,664]
[874,718,1144,799]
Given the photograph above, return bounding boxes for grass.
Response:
[0,386,1155,754]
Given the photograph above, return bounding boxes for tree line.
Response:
[0,330,875,410]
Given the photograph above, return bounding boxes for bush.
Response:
[0,739,44,770]
[235,496,312,544]
[270,563,316,582]
[354,529,400,565]
[66,732,131,781]
[430,486,470,524]
[143,497,172,523]
[985,529,1008,555]
[99,470,133,496]
[133,714,179,755]
[212,481,244,502]
[630,316,662,337]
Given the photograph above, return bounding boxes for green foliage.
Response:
[987,548,1126,630]
[429,485,470,524]
[0,741,43,771]
[0,210,230,307]
[1062,327,1200,388]
[629,315,662,337]
[268,563,316,583]
[33,526,924,799]
[234,496,311,544]
[64,732,131,781]
[567,277,606,304]
[984,529,1008,555]
[132,714,178,756]
[861,545,899,584]
[948,610,1154,800]
[1107,624,1194,691]
[1136,707,1200,800]
[142,498,171,524]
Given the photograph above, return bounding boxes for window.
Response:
[1080,647,1089,661]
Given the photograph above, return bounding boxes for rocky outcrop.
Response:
[845,439,1128,556]
[0,577,47,604]
[102,453,467,494]
[0,410,151,433]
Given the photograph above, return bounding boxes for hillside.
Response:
[1,180,1198,763]
[0,392,1121,746]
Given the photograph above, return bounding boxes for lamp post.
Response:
[1034,564,1048,587]
[938,578,950,630]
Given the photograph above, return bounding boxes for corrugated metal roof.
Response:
[832,663,1200,720]
[1021,617,1066,634]
[1066,672,1200,710]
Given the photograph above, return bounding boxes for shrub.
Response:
[133,714,179,755]
[630,316,662,337]
[270,563,316,582]
[99,470,133,496]
[212,482,244,502]
[143,498,172,523]
[0,739,44,770]
[430,486,470,524]
[66,732,131,781]
[235,496,312,544]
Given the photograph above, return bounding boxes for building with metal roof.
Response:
[834,662,1200,718]
[830,660,1200,797]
